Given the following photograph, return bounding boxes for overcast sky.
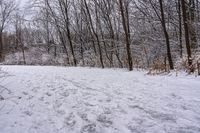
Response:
[17,0,29,8]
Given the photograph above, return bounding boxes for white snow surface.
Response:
[0,66,200,133]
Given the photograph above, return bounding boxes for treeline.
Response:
[0,0,200,72]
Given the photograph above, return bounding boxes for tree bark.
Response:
[178,0,183,58]
[119,0,133,71]
[84,0,104,68]
[181,0,193,70]
[159,0,174,70]
[0,32,3,62]
[189,0,198,50]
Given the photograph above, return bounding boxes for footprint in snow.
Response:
[45,101,50,105]
[97,114,113,127]
[22,91,28,95]
[127,124,146,133]
[31,87,40,93]
[175,125,200,133]
[59,91,69,97]
[78,113,89,122]
[103,108,112,115]
[81,123,98,133]
[23,111,33,116]
[170,93,183,100]
[63,113,76,128]
[56,109,66,115]
[50,88,56,91]
[27,95,34,100]
[38,97,44,101]
[45,92,52,97]
[53,100,63,108]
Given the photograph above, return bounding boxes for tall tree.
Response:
[181,0,193,70]
[58,0,77,66]
[177,0,183,58]
[83,0,104,68]
[159,0,174,69]
[0,0,16,61]
[118,0,133,71]
[189,0,198,50]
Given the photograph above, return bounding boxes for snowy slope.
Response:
[0,66,200,133]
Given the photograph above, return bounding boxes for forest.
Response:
[0,0,199,74]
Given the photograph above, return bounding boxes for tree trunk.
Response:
[59,0,77,66]
[84,0,104,68]
[0,32,3,62]
[178,0,183,58]
[159,0,174,70]
[181,0,193,71]
[189,0,198,50]
[119,0,133,71]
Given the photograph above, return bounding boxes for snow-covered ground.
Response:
[0,66,200,133]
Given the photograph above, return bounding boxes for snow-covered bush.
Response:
[4,47,69,66]
[176,54,200,74]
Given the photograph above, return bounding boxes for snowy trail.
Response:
[0,66,200,133]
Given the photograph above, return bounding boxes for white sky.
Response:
[17,0,29,8]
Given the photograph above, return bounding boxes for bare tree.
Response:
[83,0,104,68]
[58,0,77,66]
[181,0,193,71]
[118,0,133,71]
[14,13,26,64]
[0,0,16,61]
[0,0,199,73]
[158,0,174,69]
